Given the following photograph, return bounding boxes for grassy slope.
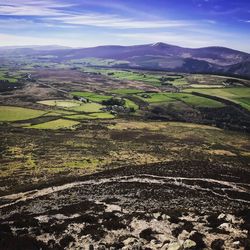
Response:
[109,89,144,95]
[70,58,129,67]
[38,100,81,108]
[184,88,250,110]
[27,119,80,129]
[0,106,45,122]
[38,99,105,113]
[71,92,112,103]
[124,99,139,110]
[72,91,139,111]
[68,103,104,113]
[65,112,114,120]
[0,71,18,83]
[138,93,224,108]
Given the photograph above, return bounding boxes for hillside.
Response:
[1,42,250,77]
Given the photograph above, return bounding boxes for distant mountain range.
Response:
[1,42,250,77]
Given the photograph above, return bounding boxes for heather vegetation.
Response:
[0,55,249,250]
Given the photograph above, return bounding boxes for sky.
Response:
[0,0,250,52]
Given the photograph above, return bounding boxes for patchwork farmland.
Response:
[0,57,250,249]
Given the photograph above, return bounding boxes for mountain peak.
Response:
[151,42,167,47]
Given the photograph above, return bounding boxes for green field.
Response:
[138,93,224,108]
[43,110,77,116]
[170,78,189,86]
[81,68,190,87]
[74,89,140,110]
[38,100,81,108]
[64,114,96,120]
[38,99,104,113]
[0,72,18,83]
[71,92,112,103]
[0,106,45,122]
[173,93,224,108]
[106,71,162,86]
[138,93,174,103]
[23,62,69,70]
[189,84,224,88]
[110,88,145,95]
[82,69,163,86]
[184,87,250,110]
[27,119,80,130]
[90,112,115,119]
[68,103,104,113]
[70,58,129,67]
[65,112,114,120]
[124,99,139,110]
[72,92,139,111]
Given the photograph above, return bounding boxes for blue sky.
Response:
[0,0,250,52]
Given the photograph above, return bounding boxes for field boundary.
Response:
[191,91,250,115]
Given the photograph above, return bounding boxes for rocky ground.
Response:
[0,160,249,250]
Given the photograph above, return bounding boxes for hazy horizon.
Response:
[0,0,250,53]
[0,42,250,54]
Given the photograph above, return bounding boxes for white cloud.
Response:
[0,0,249,52]
[0,0,193,29]
[0,5,60,16]
[0,18,76,29]
[73,0,159,19]
[210,7,243,15]
[0,0,73,16]
[50,14,193,29]
[2,0,72,8]
[0,18,36,29]
[205,20,217,24]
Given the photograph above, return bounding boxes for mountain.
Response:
[45,42,249,65]
[226,61,250,76]
[1,42,250,77]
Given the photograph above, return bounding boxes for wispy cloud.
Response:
[0,0,249,52]
[238,19,250,23]
[50,14,193,29]
[73,0,159,19]
[0,18,36,29]
[4,0,72,8]
[0,0,73,16]
[0,0,193,30]
[205,19,217,24]
[0,18,76,29]
[210,7,244,15]
[0,0,196,30]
